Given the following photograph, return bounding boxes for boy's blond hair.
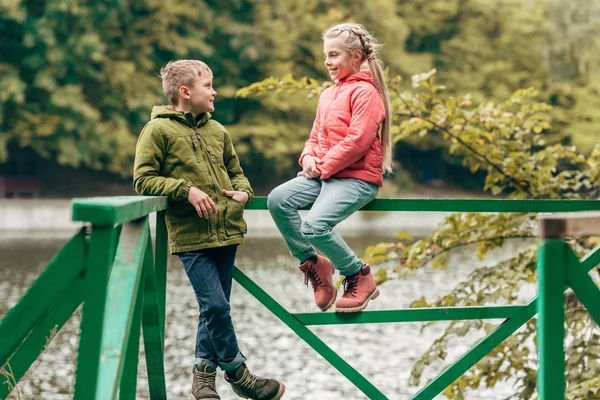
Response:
[159,60,210,106]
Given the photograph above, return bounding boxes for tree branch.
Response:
[407,234,536,270]
[421,116,534,196]
[397,93,534,196]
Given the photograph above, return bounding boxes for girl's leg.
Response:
[301,178,378,276]
[267,176,322,263]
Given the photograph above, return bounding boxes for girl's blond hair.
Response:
[159,60,210,106]
[322,23,393,174]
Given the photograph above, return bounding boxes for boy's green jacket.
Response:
[133,106,253,254]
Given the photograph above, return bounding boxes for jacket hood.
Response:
[150,105,211,127]
[338,69,374,85]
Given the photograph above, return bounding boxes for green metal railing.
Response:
[1,196,599,400]
[0,196,169,400]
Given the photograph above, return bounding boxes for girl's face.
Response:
[323,37,361,82]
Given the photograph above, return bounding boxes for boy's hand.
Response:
[188,187,217,219]
[222,189,249,204]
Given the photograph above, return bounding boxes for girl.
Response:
[267,23,392,313]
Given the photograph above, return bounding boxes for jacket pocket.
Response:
[224,198,247,236]
[167,203,211,239]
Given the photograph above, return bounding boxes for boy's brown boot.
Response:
[225,364,285,400]
[335,264,380,312]
[299,255,337,311]
[190,364,220,399]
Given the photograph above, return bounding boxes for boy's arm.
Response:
[223,130,253,201]
[133,123,192,201]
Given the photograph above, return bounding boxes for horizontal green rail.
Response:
[72,196,600,224]
[72,196,168,226]
[246,197,600,212]
[294,305,525,325]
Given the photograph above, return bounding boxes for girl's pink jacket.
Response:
[299,70,386,187]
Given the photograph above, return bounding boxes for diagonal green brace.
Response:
[233,267,387,400]
[411,244,600,400]
[410,301,537,400]
[0,230,86,365]
[565,248,600,327]
[0,277,86,399]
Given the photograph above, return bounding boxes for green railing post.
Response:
[154,210,168,342]
[142,224,167,398]
[537,239,567,400]
[74,226,119,400]
[119,278,144,399]
[95,218,149,399]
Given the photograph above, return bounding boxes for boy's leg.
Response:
[267,176,322,263]
[212,247,286,399]
[210,245,246,372]
[301,178,379,276]
[179,249,245,371]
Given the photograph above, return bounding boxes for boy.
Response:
[133,60,285,400]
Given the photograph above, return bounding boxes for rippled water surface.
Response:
[0,233,528,399]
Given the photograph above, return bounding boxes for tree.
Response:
[2,0,600,192]
[0,0,264,175]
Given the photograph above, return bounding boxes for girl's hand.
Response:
[222,189,249,204]
[301,156,322,178]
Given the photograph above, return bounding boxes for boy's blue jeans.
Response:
[267,176,379,276]
[178,245,246,371]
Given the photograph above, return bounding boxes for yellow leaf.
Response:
[396,231,414,241]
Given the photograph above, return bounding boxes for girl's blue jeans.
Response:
[267,176,379,276]
[178,245,246,371]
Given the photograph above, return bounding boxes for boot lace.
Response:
[342,273,360,296]
[302,266,323,291]
[237,367,258,390]
[194,368,216,391]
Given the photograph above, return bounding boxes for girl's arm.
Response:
[299,100,323,167]
[317,86,385,179]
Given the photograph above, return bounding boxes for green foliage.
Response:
[0,0,269,175]
[375,72,600,399]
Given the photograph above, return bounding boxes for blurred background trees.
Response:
[1,0,599,195]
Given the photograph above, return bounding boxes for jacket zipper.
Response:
[321,82,342,150]
[194,129,222,246]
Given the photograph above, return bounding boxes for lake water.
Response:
[0,232,530,399]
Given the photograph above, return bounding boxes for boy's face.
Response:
[180,71,217,114]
